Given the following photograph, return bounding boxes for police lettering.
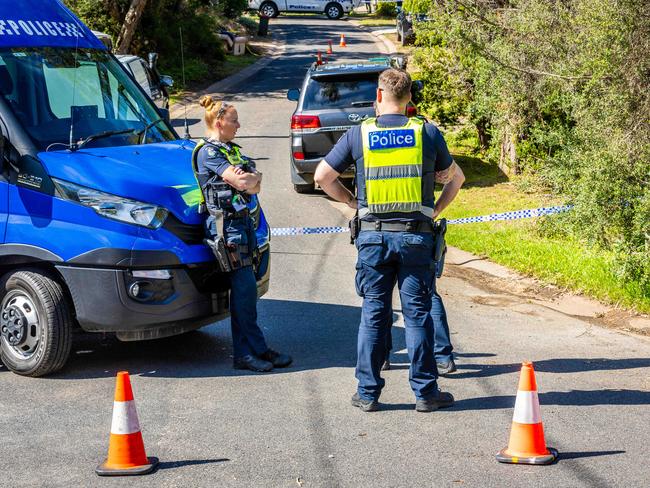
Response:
[0,18,82,38]
[368,129,416,150]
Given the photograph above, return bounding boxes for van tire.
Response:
[0,270,73,377]
[259,2,279,18]
[325,3,344,20]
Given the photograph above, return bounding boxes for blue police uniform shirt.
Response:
[324,114,453,222]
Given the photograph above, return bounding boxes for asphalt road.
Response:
[2,15,650,488]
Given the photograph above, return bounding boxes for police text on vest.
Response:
[368,129,416,150]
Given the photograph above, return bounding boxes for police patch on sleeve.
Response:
[368,129,416,150]
[206,146,218,159]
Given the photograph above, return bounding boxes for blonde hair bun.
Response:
[199,95,215,110]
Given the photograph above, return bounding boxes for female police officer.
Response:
[193,95,292,372]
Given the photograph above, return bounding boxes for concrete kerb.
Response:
[170,33,287,119]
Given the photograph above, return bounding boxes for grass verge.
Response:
[442,151,650,313]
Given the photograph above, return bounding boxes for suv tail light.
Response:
[292,151,305,160]
[291,114,321,130]
[406,105,418,117]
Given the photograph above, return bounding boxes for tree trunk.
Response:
[499,124,519,175]
[476,118,490,151]
[115,0,148,54]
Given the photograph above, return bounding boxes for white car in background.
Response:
[249,0,360,19]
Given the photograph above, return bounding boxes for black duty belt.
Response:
[359,220,434,233]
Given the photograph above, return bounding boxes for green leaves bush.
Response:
[67,0,225,88]
[375,2,397,17]
[410,0,650,301]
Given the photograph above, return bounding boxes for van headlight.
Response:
[52,178,169,229]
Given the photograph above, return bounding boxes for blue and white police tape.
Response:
[269,205,572,237]
[446,205,572,225]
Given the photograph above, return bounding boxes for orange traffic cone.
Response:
[327,40,333,54]
[497,362,558,465]
[339,34,347,47]
[96,371,158,476]
[316,51,323,66]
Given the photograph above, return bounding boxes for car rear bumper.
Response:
[291,157,355,181]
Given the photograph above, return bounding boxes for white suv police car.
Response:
[249,0,359,19]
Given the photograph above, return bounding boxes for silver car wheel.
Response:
[1,290,41,361]
[260,4,276,17]
[327,5,341,19]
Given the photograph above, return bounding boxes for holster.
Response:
[432,218,448,279]
[205,206,232,273]
[349,214,360,244]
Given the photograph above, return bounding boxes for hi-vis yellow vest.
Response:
[361,117,432,218]
[191,139,247,205]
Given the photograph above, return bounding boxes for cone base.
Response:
[95,457,159,476]
[496,447,558,465]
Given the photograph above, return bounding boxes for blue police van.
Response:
[0,1,271,376]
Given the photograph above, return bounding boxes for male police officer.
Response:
[314,68,464,412]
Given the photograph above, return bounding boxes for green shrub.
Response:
[375,2,396,17]
[219,0,248,19]
[413,0,650,302]
[67,0,225,88]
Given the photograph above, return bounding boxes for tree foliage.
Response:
[410,0,650,297]
[66,0,226,86]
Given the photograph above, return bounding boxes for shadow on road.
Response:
[170,118,201,127]
[157,458,229,470]
[450,389,650,410]
[46,299,362,380]
[448,358,650,379]
[559,451,625,460]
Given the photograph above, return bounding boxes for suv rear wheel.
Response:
[259,1,279,18]
[0,270,73,377]
[325,3,344,20]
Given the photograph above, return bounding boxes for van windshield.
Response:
[0,48,175,151]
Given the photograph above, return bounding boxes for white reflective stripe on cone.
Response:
[512,391,542,424]
[110,400,141,435]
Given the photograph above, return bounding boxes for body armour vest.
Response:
[191,138,249,207]
[360,117,433,219]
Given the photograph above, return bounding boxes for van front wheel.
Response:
[0,270,73,377]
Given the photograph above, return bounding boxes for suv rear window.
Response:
[302,73,380,110]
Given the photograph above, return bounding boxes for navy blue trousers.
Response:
[354,230,438,401]
[207,215,268,359]
[385,287,454,363]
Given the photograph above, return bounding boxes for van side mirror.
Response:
[160,75,174,88]
[148,52,159,71]
[287,88,300,102]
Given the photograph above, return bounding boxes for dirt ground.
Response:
[446,247,650,338]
